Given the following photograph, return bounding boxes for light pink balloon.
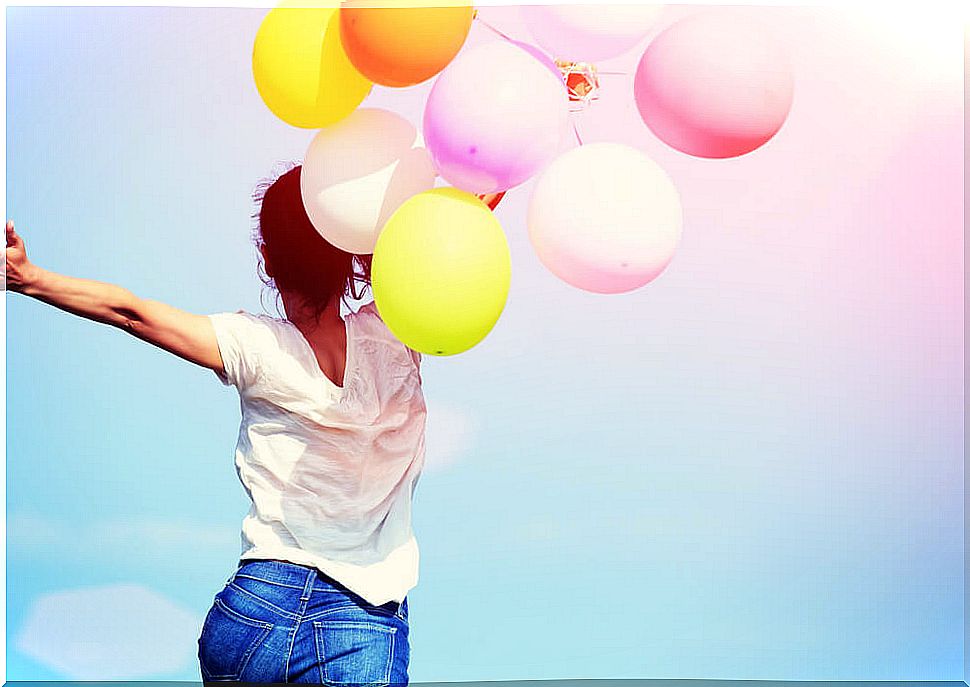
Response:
[634,11,794,159]
[528,143,683,294]
[508,40,563,81]
[423,40,568,195]
[522,4,664,63]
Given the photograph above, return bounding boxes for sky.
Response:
[4,3,965,681]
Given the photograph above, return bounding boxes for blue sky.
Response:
[5,5,964,681]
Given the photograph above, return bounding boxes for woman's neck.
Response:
[280,290,343,338]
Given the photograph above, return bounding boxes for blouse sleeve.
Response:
[207,311,269,391]
[405,346,423,385]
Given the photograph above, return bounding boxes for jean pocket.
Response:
[230,574,300,614]
[313,619,397,687]
[198,597,273,680]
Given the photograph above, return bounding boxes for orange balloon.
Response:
[339,3,474,88]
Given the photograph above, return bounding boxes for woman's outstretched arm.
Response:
[5,219,226,374]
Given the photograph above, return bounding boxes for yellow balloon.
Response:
[372,188,512,356]
[252,4,372,128]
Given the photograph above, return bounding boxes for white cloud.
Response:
[423,404,478,473]
[14,584,203,680]
[7,513,237,557]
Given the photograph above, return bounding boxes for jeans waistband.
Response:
[235,558,352,594]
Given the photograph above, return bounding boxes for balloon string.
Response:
[474,15,515,43]
[474,11,588,148]
[472,15,628,77]
[572,120,584,146]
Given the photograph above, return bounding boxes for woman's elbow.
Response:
[110,292,148,332]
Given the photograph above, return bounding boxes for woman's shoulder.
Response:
[210,310,296,351]
[350,300,386,333]
[215,309,288,330]
[351,300,423,370]
[353,300,380,319]
[207,309,297,389]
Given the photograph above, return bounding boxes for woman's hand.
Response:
[3,218,224,373]
[4,220,39,293]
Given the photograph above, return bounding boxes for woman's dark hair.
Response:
[251,161,372,321]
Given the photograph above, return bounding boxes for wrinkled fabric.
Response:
[208,301,427,606]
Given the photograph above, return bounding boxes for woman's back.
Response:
[210,300,427,606]
[5,161,427,683]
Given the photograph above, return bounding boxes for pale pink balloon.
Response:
[423,40,568,195]
[527,143,683,294]
[634,11,794,159]
[521,4,664,63]
[509,40,563,82]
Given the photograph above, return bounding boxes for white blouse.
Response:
[208,300,427,605]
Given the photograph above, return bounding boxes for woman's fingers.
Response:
[6,220,23,249]
[2,224,8,290]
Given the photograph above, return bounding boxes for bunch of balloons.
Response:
[251,2,794,355]
[253,1,507,356]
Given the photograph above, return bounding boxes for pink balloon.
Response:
[634,11,794,159]
[423,40,568,195]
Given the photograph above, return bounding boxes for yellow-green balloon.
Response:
[372,188,511,356]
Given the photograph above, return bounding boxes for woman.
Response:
[4,162,427,684]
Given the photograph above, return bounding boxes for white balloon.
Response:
[301,108,437,255]
[527,143,683,294]
[521,4,665,63]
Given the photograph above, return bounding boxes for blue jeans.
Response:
[198,559,410,684]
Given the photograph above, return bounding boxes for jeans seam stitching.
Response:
[283,624,299,682]
[200,601,273,680]
[304,604,396,623]
[234,573,306,590]
[215,597,275,630]
[314,620,396,686]
[284,568,317,682]
[228,581,300,620]
[384,627,396,685]
[312,619,327,684]
[235,624,273,680]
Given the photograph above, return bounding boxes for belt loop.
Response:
[300,566,315,602]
